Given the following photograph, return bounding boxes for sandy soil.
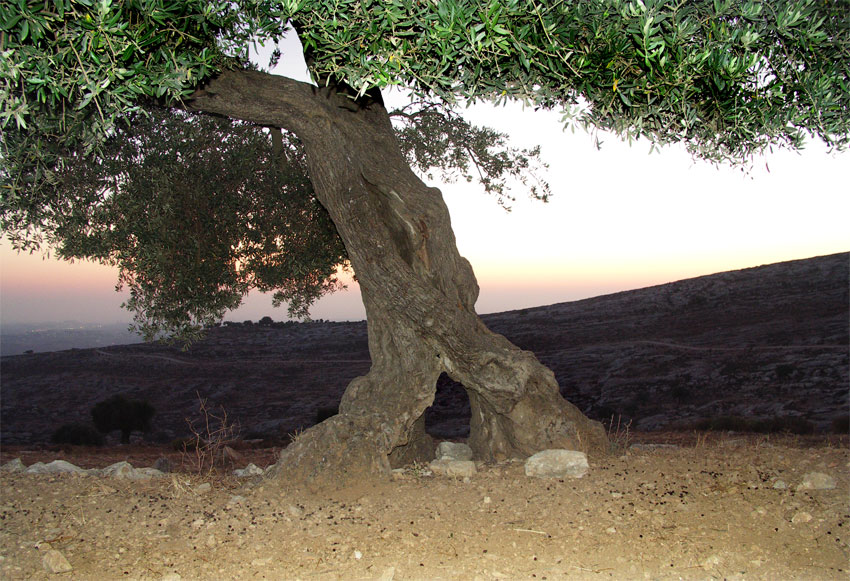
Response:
[1,434,847,580]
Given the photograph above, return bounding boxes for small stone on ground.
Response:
[525,449,589,478]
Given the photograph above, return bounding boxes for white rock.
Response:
[101,462,143,479]
[136,467,166,478]
[436,441,474,461]
[429,459,477,478]
[233,463,264,477]
[524,450,589,479]
[791,511,813,524]
[42,549,73,573]
[0,458,25,473]
[797,472,836,491]
[701,554,722,571]
[26,460,88,475]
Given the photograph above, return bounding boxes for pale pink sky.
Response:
[2,34,848,327]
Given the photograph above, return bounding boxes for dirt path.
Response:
[1,436,847,580]
[94,349,371,366]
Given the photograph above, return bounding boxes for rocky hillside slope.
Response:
[1,253,846,444]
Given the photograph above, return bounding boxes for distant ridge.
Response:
[2,253,847,444]
[483,251,848,348]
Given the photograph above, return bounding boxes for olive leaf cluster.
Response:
[23,107,348,342]
[391,99,550,208]
[287,0,849,162]
[4,0,847,190]
[1,0,289,200]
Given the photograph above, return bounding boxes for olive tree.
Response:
[2,0,847,487]
[91,395,155,445]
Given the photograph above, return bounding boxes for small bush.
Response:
[51,423,104,446]
[670,384,691,401]
[775,364,797,380]
[830,415,849,434]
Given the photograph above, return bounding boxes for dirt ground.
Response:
[1,433,847,580]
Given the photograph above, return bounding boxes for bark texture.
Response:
[190,70,607,488]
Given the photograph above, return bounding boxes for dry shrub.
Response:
[606,414,632,451]
[181,392,240,475]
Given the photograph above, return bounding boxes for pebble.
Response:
[42,549,73,573]
[429,459,476,478]
[525,450,589,479]
[797,472,836,491]
[233,463,264,477]
[101,462,144,480]
[702,554,722,570]
[195,482,212,494]
[0,458,25,473]
[791,511,813,524]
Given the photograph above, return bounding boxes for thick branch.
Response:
[188,70,323,136]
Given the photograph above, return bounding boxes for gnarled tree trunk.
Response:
[191,70,607,488]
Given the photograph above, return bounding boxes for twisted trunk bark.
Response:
[191,70,607,488]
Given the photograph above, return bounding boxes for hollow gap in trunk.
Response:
[424,373,471,440]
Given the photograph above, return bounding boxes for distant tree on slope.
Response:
[91,395,155,445]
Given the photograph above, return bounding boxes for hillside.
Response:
[1,252,847,445]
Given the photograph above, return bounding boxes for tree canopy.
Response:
[3,0,847,174]
[290,0,849,159]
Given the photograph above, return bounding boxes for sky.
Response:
[1,34,848,328]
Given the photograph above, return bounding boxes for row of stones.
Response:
[0,458,265,480]
[426,442,589,479]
